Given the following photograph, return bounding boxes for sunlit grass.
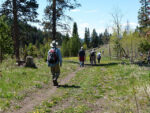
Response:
[0,58,78,111]
[33,59,150,113]
[1,57,150,112]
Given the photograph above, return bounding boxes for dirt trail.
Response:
[5,67,82,113]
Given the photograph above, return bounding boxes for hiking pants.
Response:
[51,64,60,81]
[80,61,84,67]
[97,56,101,63]
[90,56,96,65]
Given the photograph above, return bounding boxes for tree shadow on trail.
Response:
[65,61,119,67]
[134,62,150,67]
[85,63,119,67]
[58,84,80,88]
[64,60,79,64]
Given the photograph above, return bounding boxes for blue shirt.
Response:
[47,47,62,67]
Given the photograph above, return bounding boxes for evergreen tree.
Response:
[69,22,81,56]
[138,0,150,28]
[44,0,80,40]
[98,33,103,45]
[0,0,39,60]
[91,29,99,48]
[72,22,78,37]
[61,33,70,57]
[84,27,90,48]
[102,29,110,44]
[0,16,13,62]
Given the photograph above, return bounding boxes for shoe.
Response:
[53,80,58,86]
[56,85,60,88]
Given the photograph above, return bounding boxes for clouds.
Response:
[76,21,139,39]
[78,23,90,38]
[70,9,98,14]
[79,23,90,28]
[77,22,106,39]
[70,9,80,12]
[85,10,98,13]
[122,22,139,30]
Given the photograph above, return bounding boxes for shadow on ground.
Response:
[64,60,119,67]
[85,63,119,67]
[64,60,79,64]
[58,84,80,88]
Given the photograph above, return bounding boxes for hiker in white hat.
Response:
[47,40,62,87]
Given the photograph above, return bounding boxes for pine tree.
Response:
[44,0,80,40]
[69,22,80,56]
[98,33,103,45]
[91,29,99,48]
[0,16,13,62]
[84,27,90,48]
[61,33,70,57]
[0,0,38,61]
[138,0,150,28]
[102,29,110,44]
[72,22,78,37]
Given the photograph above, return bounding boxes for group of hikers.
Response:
[47,40,102,87]
[46,40,150,87]
[78,47,102,67]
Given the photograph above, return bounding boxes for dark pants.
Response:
[97,56,101,63]
[80,61,84,67]
[79,56,85,67]
[51,64,60,86]
[90,56,96,65]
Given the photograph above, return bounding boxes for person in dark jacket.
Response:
[78,47,86,67]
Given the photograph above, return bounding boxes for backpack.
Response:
[47,48,58,64]
[79,50,85,57]
[97,54,101,59]
[91,51,95,57]
[148,56,150,61]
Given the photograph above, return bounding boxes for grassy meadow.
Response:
[0,58,78,111]
[0,56,150,113]
[32,57,150,113]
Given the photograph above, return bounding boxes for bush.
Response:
[0,15,13,62]
[138,40,150,54]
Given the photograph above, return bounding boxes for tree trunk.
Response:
[0,47,3,63]
[109,43,111,60]
[25,56,37,68]
[52,0,56,40]
[13,0,20,61]
[131,34,133,62]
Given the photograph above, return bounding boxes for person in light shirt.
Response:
[97,51,101,64]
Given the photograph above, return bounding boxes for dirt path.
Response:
[5,67,82,113]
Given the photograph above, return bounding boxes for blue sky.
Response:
[37,0,141,38]
[0,0,141,38]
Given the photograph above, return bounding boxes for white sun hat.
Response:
[50,40,58,47]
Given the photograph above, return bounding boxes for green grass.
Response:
[32,58,150,113]
[0,58,78,111]
[1,57,150,113]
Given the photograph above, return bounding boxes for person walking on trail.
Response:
[90,49,96,65]
[47,41,62,87]
[79,47,86,67]
[97,51,101,64]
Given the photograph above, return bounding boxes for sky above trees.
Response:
[0,0,140,38]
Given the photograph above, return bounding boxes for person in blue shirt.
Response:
[47,40,62,87]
